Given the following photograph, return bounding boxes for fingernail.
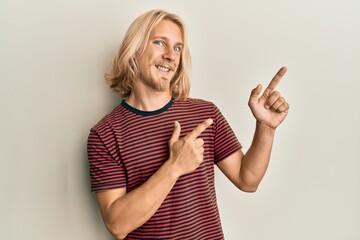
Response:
[265,105,270,109]
[208,118,213,124]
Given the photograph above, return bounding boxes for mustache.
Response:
[153,61,177,71]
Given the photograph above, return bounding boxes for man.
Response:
[87,9,289,239]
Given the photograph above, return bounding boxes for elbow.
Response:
[114,233,127,240]
[238,171,261,193]
[116,234,127,240]
[105,221,129,240]
[104,204,130,239]
[239,185,258,193]
[109,227,128,240]
[237,182,259,193]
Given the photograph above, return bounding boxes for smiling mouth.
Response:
[155,65,171,72]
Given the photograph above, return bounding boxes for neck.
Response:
[126,86,172,112]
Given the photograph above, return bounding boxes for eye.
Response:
[154,40,164,46]
[173,46,182,52]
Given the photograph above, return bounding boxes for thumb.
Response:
[169,121,181,145]
[249,84,262,102]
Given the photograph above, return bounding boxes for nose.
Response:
[162,46,175,62]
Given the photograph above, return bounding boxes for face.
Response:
[135,19,183,92]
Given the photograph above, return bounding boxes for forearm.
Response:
[240,122,276,190]
[105,161,179,239]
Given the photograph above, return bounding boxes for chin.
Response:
[149,81,167,92]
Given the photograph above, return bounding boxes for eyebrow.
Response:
[151,36,183,46]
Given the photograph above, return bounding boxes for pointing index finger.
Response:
[185,119,213,141]
[266,66,287,91]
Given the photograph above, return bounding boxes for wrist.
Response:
[256,121,276,135]
[163,159,182,180]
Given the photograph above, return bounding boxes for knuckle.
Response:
[274,90,281,95]
[277,104,284,110]
[272,91,281,98]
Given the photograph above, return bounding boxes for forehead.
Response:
[150,19,183,44]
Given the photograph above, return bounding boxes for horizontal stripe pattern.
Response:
[87,98,242,239]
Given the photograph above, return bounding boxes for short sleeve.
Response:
[213,104,242,164]
[87,128,127,192]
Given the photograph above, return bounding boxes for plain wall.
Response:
[1,0,359,239]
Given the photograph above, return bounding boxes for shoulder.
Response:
[172,98,222,116]
[90,104,122,134]
[176,97,217,108]
[185,97,214,105]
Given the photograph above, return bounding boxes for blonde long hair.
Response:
[105,10,191,100]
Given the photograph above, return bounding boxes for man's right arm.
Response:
[95,119,213,240]
[96,160,179,240]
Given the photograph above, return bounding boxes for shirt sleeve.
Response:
[87,126,127,192]
[213,104,242,164]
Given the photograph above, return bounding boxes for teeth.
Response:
[156,65,170,72]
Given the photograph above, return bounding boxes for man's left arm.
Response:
[217,67,289,192]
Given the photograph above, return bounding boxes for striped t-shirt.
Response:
[87,98,242,239]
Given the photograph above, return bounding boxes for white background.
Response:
[1,0,359,239]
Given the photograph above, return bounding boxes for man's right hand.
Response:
[168,119,213,177]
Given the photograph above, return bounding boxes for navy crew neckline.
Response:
[121,98,174,116]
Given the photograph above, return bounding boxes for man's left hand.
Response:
[248,67,290,129]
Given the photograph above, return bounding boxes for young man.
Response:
[87,9,289,239]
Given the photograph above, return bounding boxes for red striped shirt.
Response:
[87,98,242,239]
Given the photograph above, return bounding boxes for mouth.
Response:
[155,64,172,72]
